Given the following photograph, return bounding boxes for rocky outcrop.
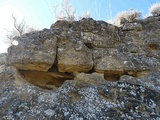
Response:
[6,17,160,86]
[0,70,160,119]
[57,39,93,73]
[0,53,7,66]
[0,16,160,119]
[7,30,57,71]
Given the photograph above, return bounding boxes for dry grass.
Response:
[149,2,160,16]
[114,9,141,26]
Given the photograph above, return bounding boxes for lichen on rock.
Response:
[0,16,160,119]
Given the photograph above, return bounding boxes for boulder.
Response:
[74,72,106,85]
[7,30,57,72]
[93,48,160,80]
[122,22,142,31]
[57,39,93,73]
[0,53,7,65]
[93,48,124,72]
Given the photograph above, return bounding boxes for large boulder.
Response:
[7,30,57,72]
[93,48,160,80]
[57,39,93,73]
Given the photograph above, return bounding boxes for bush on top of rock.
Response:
[114,9,141,26]
[149,2,160,16]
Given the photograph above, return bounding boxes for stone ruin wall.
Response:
[6,16,160,89]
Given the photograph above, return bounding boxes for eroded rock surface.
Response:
[57,39,93,73]
[0,69,160,119]
[7,30,57,71]
[0,16,160,119]
[0,53,7,66]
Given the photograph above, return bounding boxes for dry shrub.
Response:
[114,9,141,26]
[53,0,90,22]
[53,0,76,21]
[149,2,160,16]
[81,11,90,19]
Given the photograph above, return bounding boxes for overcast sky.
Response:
[0,0,160,53]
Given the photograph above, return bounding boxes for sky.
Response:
[0,0,160,53]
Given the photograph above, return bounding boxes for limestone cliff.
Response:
[0,16,160,119]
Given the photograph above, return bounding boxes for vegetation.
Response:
[3,1,160,46]
[53,0,76,21]
[149,2,160,16]
[113,2,160,26]
[53,0,90,21]
[4,14,35,46]
[114,9,141,26]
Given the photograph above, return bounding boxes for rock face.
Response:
[0,53,7,66]
[0,16,160,119]
[0,70,160,119]
[57,39,93,73]
[7,30,57,72]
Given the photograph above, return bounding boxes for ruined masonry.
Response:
[0,16,160,119]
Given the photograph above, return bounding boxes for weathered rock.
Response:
[93,48,124,72]
[120,30,143,44]
[57,39,93,73]
[93,48,160,78]
[122,22,142,31]
[1,16,160,119]
[82,32,118,48]
[0,65,13,80]
[81,24,120,48]
[116,42,145,53]
[0,53,7,65]
[142,71,160,91]
[74,72,106,85]
[7,30,57,71]
[19,70,74,89]
[0,72,160,119]
[140,16,160,31]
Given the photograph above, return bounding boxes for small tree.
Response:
[4,14,35,46]
[12,13,27,36]
[149,2,160,16]
[4,29,19,46]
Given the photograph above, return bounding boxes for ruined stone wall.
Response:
[6,17,160,89]
[0,16,160,119]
